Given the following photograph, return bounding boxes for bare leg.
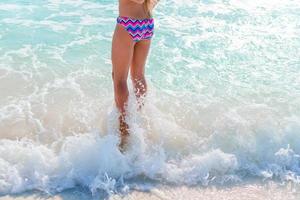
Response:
[130,39,151,110]
[111,24,135,152]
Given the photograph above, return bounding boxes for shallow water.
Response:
[0,0,300,197]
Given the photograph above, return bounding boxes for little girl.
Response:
[111,0,159,152]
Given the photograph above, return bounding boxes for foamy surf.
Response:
[0,90,300,196]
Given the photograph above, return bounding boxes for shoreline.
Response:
[1,180,300,200]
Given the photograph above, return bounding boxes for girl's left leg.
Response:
[130,39,152,110]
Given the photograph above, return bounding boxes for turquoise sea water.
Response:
[0,0,300,197]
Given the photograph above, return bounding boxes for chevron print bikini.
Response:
[116,16,154,42]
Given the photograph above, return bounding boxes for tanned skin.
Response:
[112,0,152,152]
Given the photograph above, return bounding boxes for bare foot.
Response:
[118,114,129,153]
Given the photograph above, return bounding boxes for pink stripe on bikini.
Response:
[116,16,155,42]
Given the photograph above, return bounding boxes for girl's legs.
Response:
[112,23,152,152]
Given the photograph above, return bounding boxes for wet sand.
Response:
[1,180,300,200]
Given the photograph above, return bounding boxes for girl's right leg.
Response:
[111,24,135,151]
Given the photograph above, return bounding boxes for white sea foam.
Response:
[0,86,299,195]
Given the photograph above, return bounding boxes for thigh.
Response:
[111,24,135,81]
[130,39,152,78]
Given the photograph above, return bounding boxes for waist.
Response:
[117,16,154,22]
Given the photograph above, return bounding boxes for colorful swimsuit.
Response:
[116,16,154,42]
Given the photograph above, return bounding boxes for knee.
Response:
[114,79,128,92]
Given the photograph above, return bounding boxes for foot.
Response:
[118,137,128,153]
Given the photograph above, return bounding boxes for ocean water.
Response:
[0,0,300,198]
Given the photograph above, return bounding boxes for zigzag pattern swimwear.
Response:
[116,16,154,42]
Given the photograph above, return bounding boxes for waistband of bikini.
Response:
[117,16,154,22]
